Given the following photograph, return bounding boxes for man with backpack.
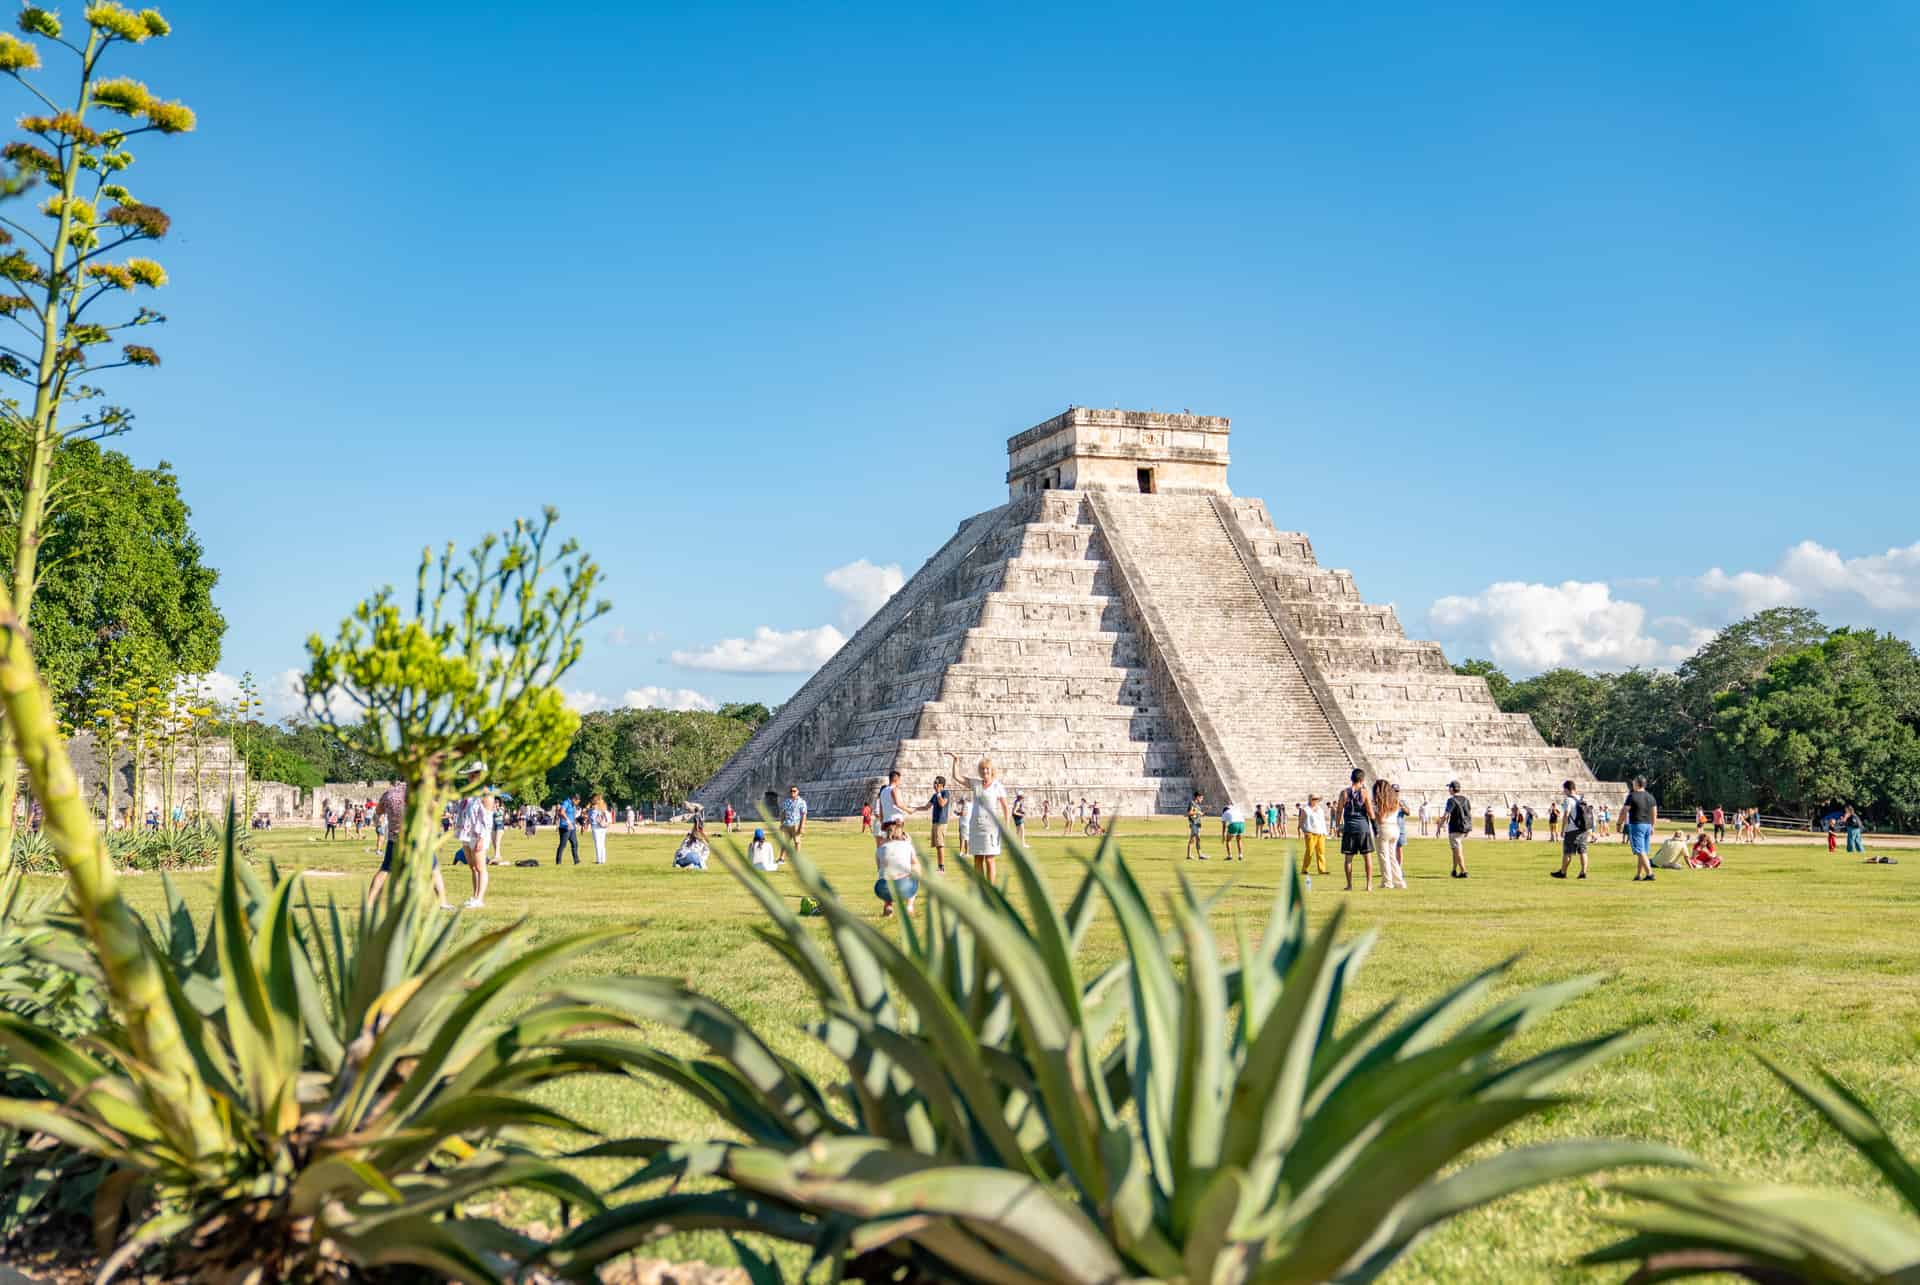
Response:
[1443,780,1473,878]
[1551,780,1593,880]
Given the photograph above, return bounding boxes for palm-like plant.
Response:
[1586,1058,1920,1283]
[544,834,1690,1283]
[0,823,667,1283]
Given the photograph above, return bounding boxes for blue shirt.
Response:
[558,799,577,829]
[927,789,950,824]
[781,795,808,827]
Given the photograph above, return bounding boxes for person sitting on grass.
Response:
[1689,830,1721,869]
[873,818,921,917]
[673,821,711,870]
[746,826,781,872]
[1652,831,1691,870]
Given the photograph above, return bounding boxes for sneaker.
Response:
[1550,871,1567,879]
[463,896,484,909]
[1577,873,1587,880]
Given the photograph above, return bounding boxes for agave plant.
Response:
[0,872,112,1248]
[0,821,671,1283]
[1586,1057,1920,1283]
[6,829,57,876]
[542,834,1690,1283]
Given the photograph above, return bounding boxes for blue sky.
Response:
[44,0,1920,715]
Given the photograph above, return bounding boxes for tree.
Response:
[1452,658,1511,704]
[1502,668,1611,751]
[717,701,771,729]
[1706,629,1920,826]
[544,706,754,807]
[0,437,223,726]
[0,4,193,853]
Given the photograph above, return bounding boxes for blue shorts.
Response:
[875,875,919,903]
[378,839,438,873]
[1628,822,1653,856]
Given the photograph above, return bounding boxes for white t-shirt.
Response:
[1302,806,1328,836]
[1223,803,1244,825]
[747,839,780,871]
[877,783,908,823]
[876,838,917,882]
[969,779,1007,851]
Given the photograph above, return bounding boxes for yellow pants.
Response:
[1301,833,1327,873]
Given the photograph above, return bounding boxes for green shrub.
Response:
[542,835,1690,1283]
[0,821,671,1283]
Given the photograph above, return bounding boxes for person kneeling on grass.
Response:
[747,827,781,871]
[673,821,711,870]
[1689,830,1721,869]
[873,819,921,917]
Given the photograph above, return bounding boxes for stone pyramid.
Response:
[694,409,1618,818]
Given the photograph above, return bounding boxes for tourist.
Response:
[1524,804,1535,841]
[860,801,873,834]
[947,750,1010,884]
[876,769,914,827]
[1186,790,1208,861]
[453,765,492,908]
[780,784,809,854]
[1086,800,1103,835]
[366,780,452,910]
[588,793,611,864]
[1483,805,1495,838]
[523,805,537,837]
[926,774,951,873]
[1507,807,1522,842]
[323,804,337,840]
[1552,780,1592,881]
[553,795,580,865]
[722,801,737,833]
[1844,807,1865,853]
[1299,794,1326,874]
[1826,813,1838,852]
[673,821,710,870]
[870,818,921,917]
[1653,831,1691,870]
[1337,768,1376,892]
[1222,800,1247,861]
[1598,802,1613,840]
[1443,780,1472,878]
[1039,797,1051,831]
[1690,830,1722,869]
[1547,800,1561,842]
[1371,779,1405,889]
[1712,805,1725,844]
[490,796,506,864]
[1274,801,1288,838]
[1011,791,1027,843]
[1623,776,1659,881]
[747,827,781,872]
[955,795,970,858]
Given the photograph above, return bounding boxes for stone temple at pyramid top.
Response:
[1007,407,1233,499]
[695,406,1620,819]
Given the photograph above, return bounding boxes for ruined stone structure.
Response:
[694,408,1618,817]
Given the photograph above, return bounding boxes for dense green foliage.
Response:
[0,436,224,727]
[1457,608,1920,824]
[544,705,761,806]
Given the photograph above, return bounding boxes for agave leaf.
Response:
[816,1009,942,1152]
[369,1157,607,1222]
[539,1191,828,1280]
[368,1093,595,1171]
[1760,1057,1920,1219]
[213,823,284,1123]
[859,1217,1060,1285]
[0,1098,127,1160]
[717,844,845,1005]
[1588,1179,1920,1282]
[1168,877,1229,1240]
[1084,853,1182,1197]
[1260,1098,1552,1282]
[557,976,832,1141]
[325,1211,533,1285]
[1335,1140,1699,1282]
[1183,1164,1254,1285]
[0,1008,110,1095]
[730,1235,788,1285]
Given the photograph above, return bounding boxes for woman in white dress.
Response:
[946,751,1010,885]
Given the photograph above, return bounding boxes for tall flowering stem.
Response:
[0,3,192,858]
[303,509,608,916]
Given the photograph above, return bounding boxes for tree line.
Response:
[1459,607,1920,827]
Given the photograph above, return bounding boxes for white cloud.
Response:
[273,667,364,722]
[1700,540,1920,614]
[604,625,631,646]
[1429,580,1693,671]
[669,556,898,676]
[670,625,846,674]
[824,558,905,631]
[623,686,717,712]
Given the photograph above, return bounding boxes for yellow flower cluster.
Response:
[0,31,38,70]
[16,8,60,38]
[84,2,169,42]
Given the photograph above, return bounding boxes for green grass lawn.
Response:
[79,818,1920,1282]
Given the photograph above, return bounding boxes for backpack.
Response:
[1572,798,1595,833]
